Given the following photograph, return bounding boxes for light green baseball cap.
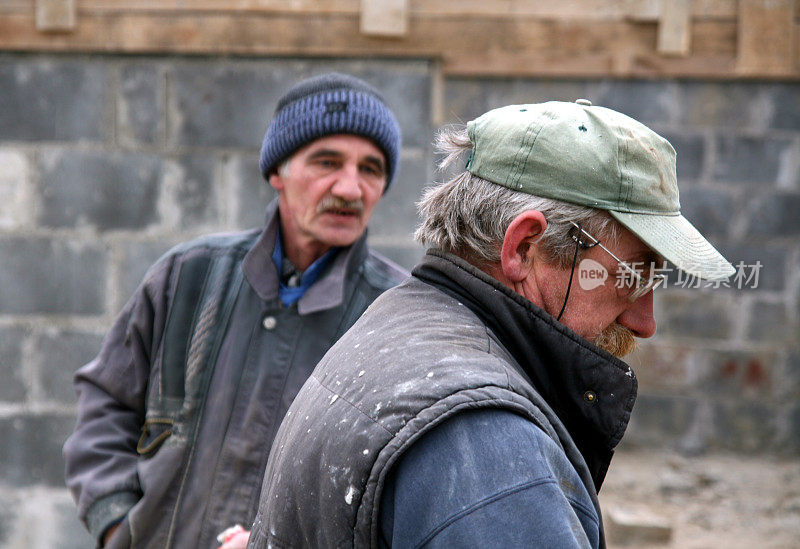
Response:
[466,100,735,280]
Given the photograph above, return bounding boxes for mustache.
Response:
[594,322,637,358]
[317,195,364,215]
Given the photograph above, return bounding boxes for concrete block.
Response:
[223,153,275,230]
[0,326,28,402]
[784,405,800,454]
[30,329,104,404]
[711,134,794,185]
[55,494,95,549]
[0,236,107,315]
[335,64,431,149]
[0,488,93,549]
[706,349,777,399]
[370,153,430,241]
[713,242,787,292]
[768,83,800,132]
[678,187,736,238]
[162,154,220,231]
[0,414,77,486]
[442,77,493,124]
[656,292,734,340]
[170,60,432,150]
[0,492,15,546]
[712,400,777,452]
[169,61,296,148]
[677,82,782,131]
[745,191,800,237]
[38,149,162,231]
[604,505,673,546]
[748,301,796,343]
[116,240,177,308]
[0,149,32,230]
[660,132,706,183]
[589,80,679,126]
[623,394,698,448]
[782,350,800,402]
[0,58,108,142]
[118,64,162,147]
[444,77,592,126]
[496,79,590,109]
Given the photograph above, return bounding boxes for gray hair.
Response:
[414,125,617,267]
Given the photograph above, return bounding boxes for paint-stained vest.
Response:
[249,275,607,548]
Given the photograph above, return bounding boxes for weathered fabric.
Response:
[63,199,407,548]
[378,408,599,547]
[248,249,637,548]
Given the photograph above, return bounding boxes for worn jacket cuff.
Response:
[85,491,139,544]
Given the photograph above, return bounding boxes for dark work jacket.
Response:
[248,249,637,548]
[63,199,407,549]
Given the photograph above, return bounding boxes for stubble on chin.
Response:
[594,322,637,358]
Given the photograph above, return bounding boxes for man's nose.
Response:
[330,165,362,201]
[617,290,657,338]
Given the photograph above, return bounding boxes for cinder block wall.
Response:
[0,53,798,547]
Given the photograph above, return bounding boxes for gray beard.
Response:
[594,322,637,357]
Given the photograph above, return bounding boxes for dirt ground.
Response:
[599,449,800,549]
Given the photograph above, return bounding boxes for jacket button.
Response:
[583,390,597,403]
[262,315,277,330]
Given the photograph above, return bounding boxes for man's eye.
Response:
[360,165,381,176]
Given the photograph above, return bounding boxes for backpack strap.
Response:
[138,252,244,456]
[162,255,213,401]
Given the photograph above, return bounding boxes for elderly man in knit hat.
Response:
[247,100,735,548]
[64,72,407,549]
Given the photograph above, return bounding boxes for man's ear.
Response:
[500,210,547,282]
[268,171,284,192]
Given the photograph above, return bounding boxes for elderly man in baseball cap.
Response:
[248,99,733,548]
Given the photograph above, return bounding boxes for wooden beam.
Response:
[12,0,735,19]
[658,0,691,56]
[737,0,795,76]
[0,12,757,78]
[0,1,32,12]
[35,0,76,31]
[360,0,408,37]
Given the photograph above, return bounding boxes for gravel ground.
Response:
[599,449,800,549]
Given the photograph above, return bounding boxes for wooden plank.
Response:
[36,0,75,31]
[658,0,691,55]
[0,11,760,78]
[737,0,795,76]
[692,0,738,19]
[0,0,33,12]
[77,0,360,13]
[67,0,737,19]
[360,0,407,36]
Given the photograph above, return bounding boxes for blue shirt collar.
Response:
[271,226,338,306]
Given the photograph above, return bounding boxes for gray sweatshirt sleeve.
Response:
[63,255,175,543]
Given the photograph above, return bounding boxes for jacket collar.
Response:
[412,249,637,489]
[242,198,369,315]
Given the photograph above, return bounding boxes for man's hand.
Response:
[217,525,250,549]
[102,523,120,546]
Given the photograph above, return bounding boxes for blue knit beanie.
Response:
[259,72,402,188]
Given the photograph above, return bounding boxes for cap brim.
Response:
[608,211,735,281]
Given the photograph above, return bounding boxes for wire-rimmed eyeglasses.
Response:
[568,221,666,302]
